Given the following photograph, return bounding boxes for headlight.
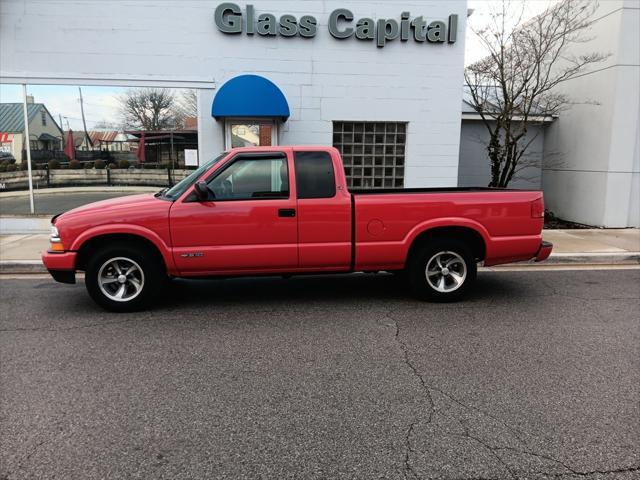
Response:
[49,225,64,252]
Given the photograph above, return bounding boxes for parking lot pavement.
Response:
[1,270,638,479]
[0,190,155,216]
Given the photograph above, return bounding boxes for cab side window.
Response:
[294,151,336,199]
[208,156,289,200]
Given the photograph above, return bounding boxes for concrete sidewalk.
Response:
[1,228,638,273]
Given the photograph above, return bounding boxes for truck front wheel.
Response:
[409,238,477,302]
[85,244,165,312]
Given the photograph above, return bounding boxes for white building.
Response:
[542,0,639,228]
[0,0,638,226]
[0,0,468,189]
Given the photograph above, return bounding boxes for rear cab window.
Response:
[294,151,336,199]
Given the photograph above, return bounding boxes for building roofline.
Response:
[461,112,557,123]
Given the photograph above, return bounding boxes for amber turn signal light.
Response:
[49,242,65,252]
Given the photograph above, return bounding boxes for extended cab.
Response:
[42,146,552,311]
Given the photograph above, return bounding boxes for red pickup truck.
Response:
[42,146,552,311]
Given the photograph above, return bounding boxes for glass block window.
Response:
[333,121,406,189]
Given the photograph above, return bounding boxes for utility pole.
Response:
[170,129,175,171]
[59,114,65,149]
[22,85,35,214]
[78,87,93,149]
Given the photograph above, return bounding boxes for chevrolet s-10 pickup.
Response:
[42,146,552,311]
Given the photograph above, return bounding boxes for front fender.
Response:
[69,224,177,273]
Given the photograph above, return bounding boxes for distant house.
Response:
[0,97,63,163]
[183,116,198,130]
[71,130,132,152]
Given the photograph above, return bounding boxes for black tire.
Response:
[408,238,477,302]
[85,243,166,312]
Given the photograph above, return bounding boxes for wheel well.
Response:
[406,226,486,264]
[75,233,166,272]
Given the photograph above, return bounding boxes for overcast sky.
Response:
[466,0,554,64]
[0,0,555,131]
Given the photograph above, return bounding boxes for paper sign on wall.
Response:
[184,149,199,166]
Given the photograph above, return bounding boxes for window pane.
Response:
[333,121,406,189]
[230,122,273,147]
[294,151,336,199]
[208,157,288,200]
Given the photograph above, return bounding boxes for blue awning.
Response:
[212,74,290,121]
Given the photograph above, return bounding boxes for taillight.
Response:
[531,197,544,218]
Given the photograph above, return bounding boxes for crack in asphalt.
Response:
[2,416,67,480]
[548,465,640,477]
[461,430,518,480]
[0,316,157,333]
[538,277,640,303]
[378,315,435,480]
[384,312,638,480]
[403,422,419,480]
[417,465,640,480]
[386,311,532,480]
[0,307,315,333]
[0,305,387,333]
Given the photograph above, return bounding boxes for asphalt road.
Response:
[0,192,149,215]
[1,270,638,480]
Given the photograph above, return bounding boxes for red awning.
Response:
[64,130,75,160]
[136,132,145,163]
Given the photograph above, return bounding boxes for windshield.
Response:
[163,153,227,200]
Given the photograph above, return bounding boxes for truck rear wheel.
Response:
[409,238,477,302]
[85,244,166,312]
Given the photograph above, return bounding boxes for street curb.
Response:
[0,260,47,274]
[495,252,640,268]
[541,252,640,265]
[2,253,639,275]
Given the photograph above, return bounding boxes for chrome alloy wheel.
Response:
[425,251,467,293]
[97,257,145,302]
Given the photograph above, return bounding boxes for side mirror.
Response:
[193,181,211,202]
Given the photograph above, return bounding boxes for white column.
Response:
[21,84,35,214]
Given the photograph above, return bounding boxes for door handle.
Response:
[278,208,296,218]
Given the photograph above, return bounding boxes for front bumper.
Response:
[535,241,553,262]
[41,251,77,284]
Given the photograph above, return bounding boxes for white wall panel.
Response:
[1,0,467,187]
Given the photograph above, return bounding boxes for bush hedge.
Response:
[48,159,61,170]
[94,160,106,169]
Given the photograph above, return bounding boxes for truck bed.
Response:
[351,187,545,269]
[350,187,528,195]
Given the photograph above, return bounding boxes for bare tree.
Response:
[465,0,609,187]
[118,88,181,131]
[178,90,198,118]
[93,119,122,131]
